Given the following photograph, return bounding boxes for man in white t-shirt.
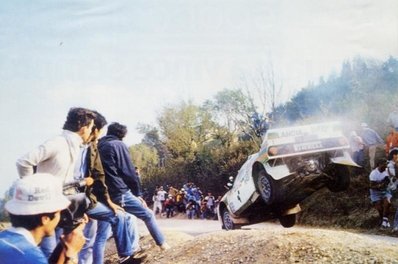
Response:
[157,186,167,213]
[369,158,391,228]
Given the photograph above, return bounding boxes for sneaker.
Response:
[132,247,148,259]
[119,255,145,264]
[381,218,391,228]
[160,242,171,251]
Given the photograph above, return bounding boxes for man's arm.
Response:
[16,139,58,177]
[117,144,142,197]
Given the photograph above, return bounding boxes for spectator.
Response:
[164,195,175,218]
[388,150,398,232]
[152,189,162,216]
[168,185,178,198]
[157,186,167,213]
[349,131,365,167]
[386,127,398,156]
[369,158,391,228]
[360,123,384,169]
[98,122,170,251]
[75,110,139,264]
[0,173,85,264]
[175,189,186,213]
[186,200,196,219]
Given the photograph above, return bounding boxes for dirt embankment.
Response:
[105,227,398,264]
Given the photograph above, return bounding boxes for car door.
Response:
[227,154,258,214]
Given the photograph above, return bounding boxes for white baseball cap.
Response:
[5,173,71,215]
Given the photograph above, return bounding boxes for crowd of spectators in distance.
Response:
[150,183,222,220]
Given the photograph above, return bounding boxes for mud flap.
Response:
[282,204,301,216]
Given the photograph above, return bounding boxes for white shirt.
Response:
[157,190,167,201]
[369,168,388,182]
[17,130,83,184]
[387,161,397,177]
[73,145,89,181]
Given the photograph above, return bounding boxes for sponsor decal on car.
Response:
[293,141,323,152]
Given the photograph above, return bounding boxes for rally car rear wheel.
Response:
[257,170,274,204]
[279,214,296,228]
[222,209,241,230]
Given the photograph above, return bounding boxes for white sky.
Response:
[0,0,397,195]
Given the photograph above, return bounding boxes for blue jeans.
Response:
[79,219,98,264]
[93,214,139,264]
[113,191,165,246]
[93,220,112,264]
[86,202,133,258]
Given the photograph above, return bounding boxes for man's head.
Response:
[376,158,388,172]
[107,122,127,140]
[389,148,398,162]
[63,107,96,143]
[5,173,70,233]
[88,110,107,142]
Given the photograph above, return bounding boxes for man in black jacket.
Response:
[98,122,169,250]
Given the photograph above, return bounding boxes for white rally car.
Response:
[218,121,358,230]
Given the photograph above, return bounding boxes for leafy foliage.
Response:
[130,56,398,199]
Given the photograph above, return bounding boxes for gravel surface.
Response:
[104,220,398,264]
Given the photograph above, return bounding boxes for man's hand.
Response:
[85,177,94,186]
[108,200,125,214]
[138,196,148,208]
[59,222,86,263]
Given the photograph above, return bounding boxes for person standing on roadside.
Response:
[360,123,384,169]
[98,122,170,251]
[369,158,392,228]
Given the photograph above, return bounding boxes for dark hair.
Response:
[377,158,388,167]
[107,122,127,140]
[63,107,96,132]
[9,212,57,230]
[389,149,398,160]
[92,111,107,131]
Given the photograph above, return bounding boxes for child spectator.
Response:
[186,200,196,219]
[164,195,175,218]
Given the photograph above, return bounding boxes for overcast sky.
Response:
[0,0,397,194]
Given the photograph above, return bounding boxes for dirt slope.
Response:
[105,228,398,264]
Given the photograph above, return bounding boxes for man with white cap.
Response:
[0,173,85,264]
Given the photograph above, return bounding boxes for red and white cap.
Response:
[5,173,70,215]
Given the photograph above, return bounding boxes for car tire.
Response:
[325,164,350,192]
[257,170,274,204]
[222,208,241,231]
[279,214,296,228]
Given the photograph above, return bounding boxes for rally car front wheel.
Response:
[257,170,275,205]
[222,208,241,231]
